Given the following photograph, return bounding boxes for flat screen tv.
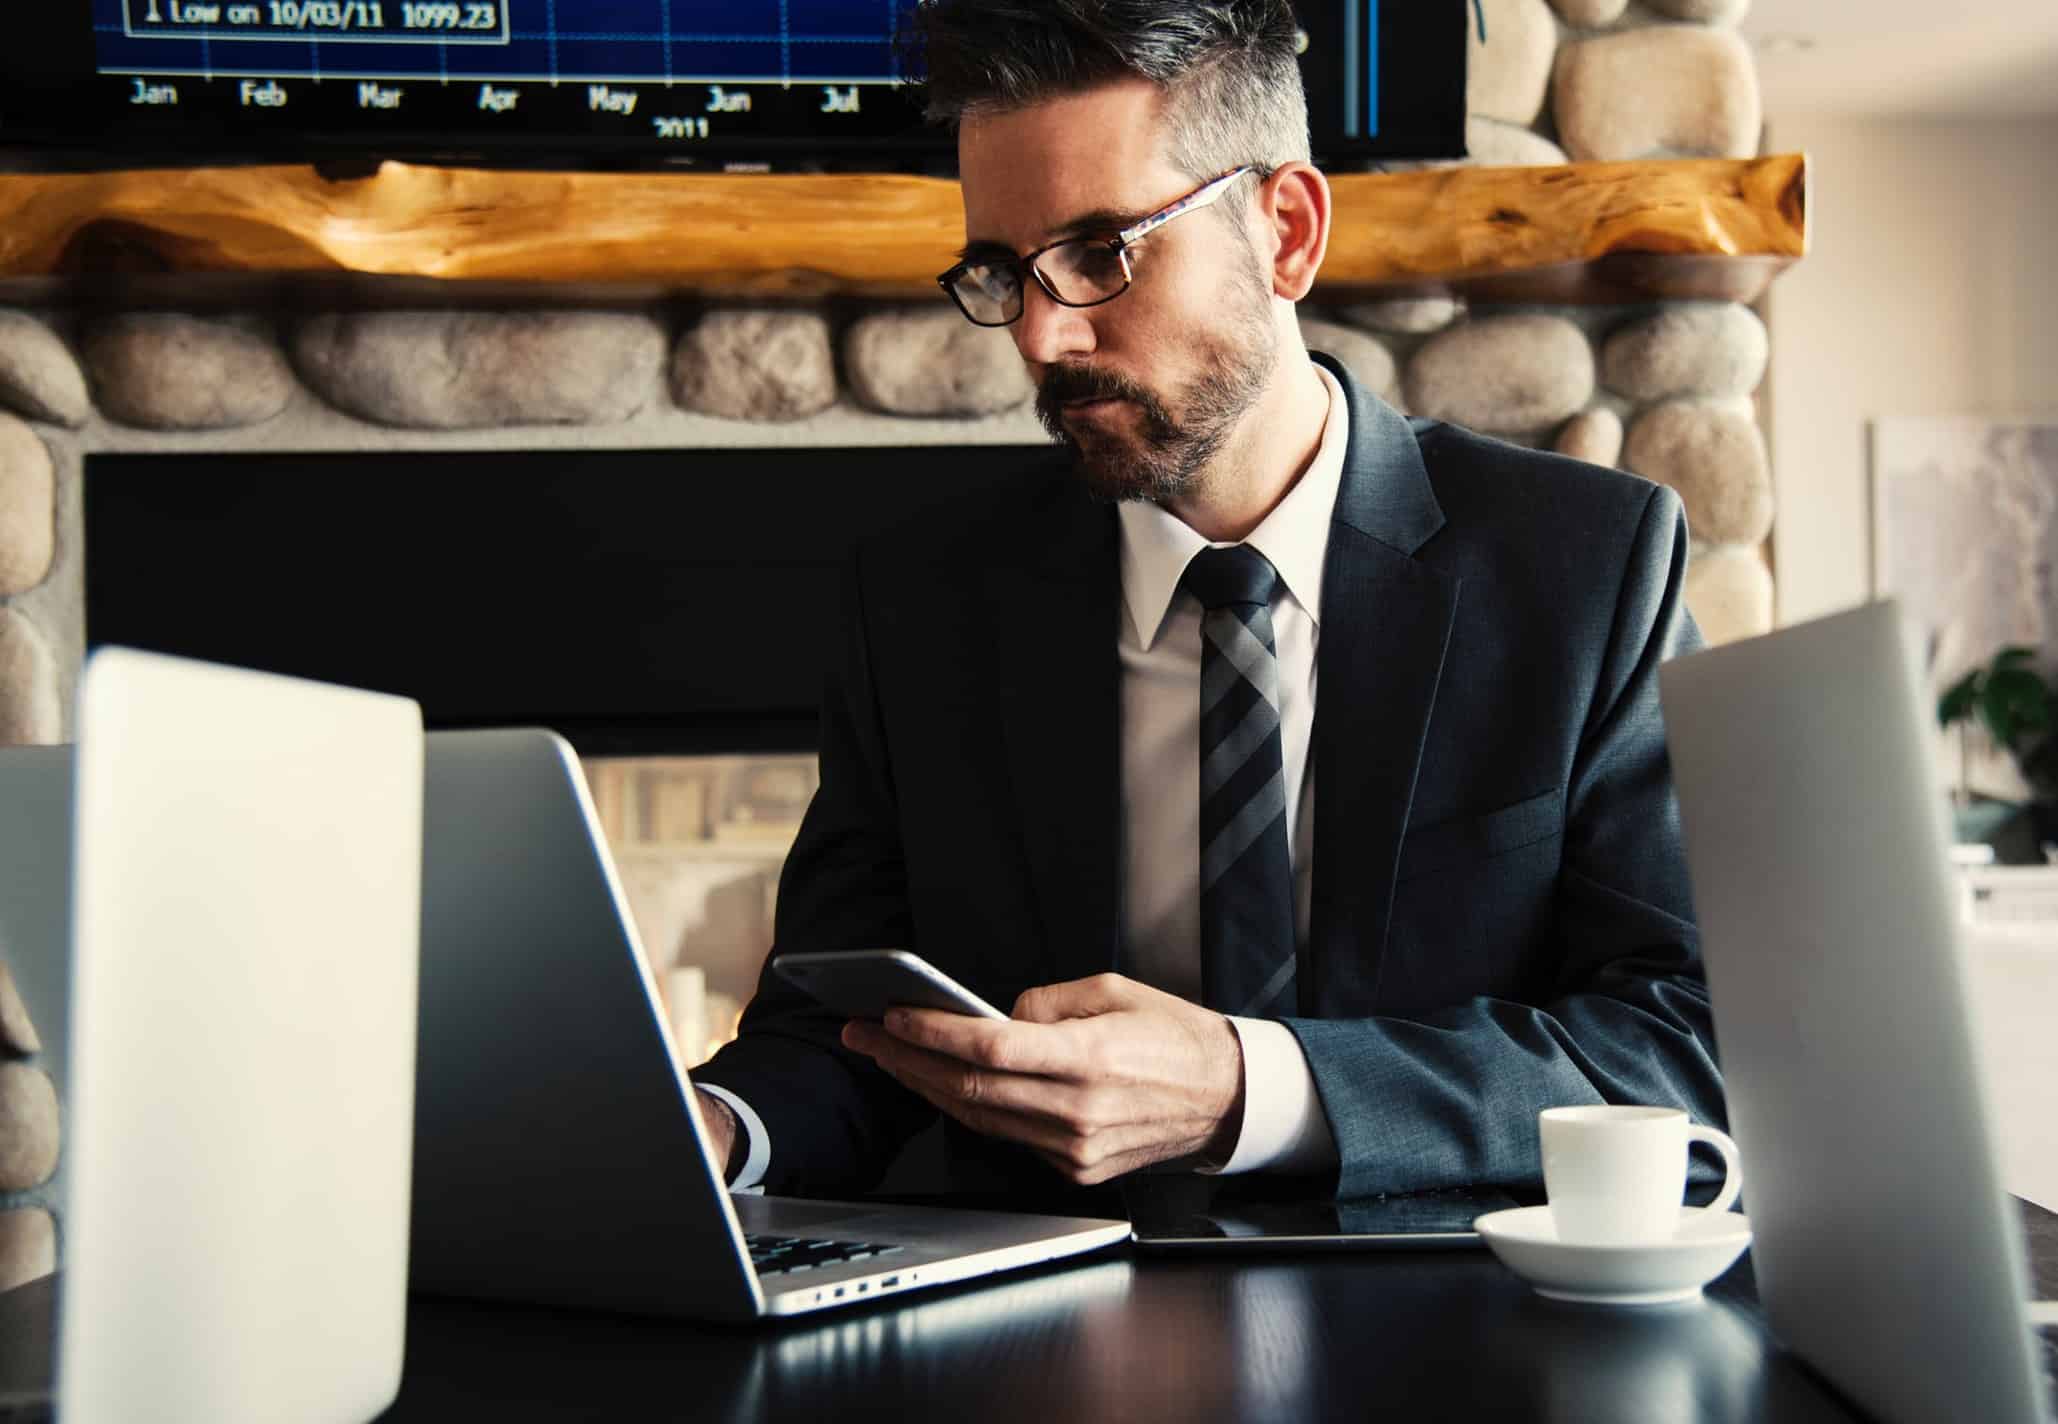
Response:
[0,2,1465,171]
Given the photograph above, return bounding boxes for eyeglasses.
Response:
[937,166,1259,328]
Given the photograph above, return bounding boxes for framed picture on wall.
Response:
[1869,417,2058,798]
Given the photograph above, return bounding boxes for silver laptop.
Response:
[1661,599,2057,1424]
[408,728,1128,1321]
[22,649,424,1424]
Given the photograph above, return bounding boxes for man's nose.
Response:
[1009,277,1096,369]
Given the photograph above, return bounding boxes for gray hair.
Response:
[910,0,1312,181]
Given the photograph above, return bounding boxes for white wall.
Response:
[1767,120,2058,1213]
[1765,115,2058,626]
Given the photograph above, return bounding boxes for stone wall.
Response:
[0,964,58,1292]
[0,0,1772,1291]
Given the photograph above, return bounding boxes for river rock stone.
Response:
[0,413,54,597]
[672,308,837,421]
[0,312,90,429]
[1554,407,1625,467]
[1465,116,1570,167]
[1301,318,1401,409]
[1467,0,1558,127]
[1338,296,1466,335]
[1549,0,1629,25]
[1601,303,1768,400]
[0,609,60,747]
[843,308,1032,417]
[1553,27,1762,161]
[83,314,294,431]
[1405,314,1594,435]
[0,963,39,1057]
[0,1209,55,1294]
[1684,543,1774,645]
[1623,400,1773,546]
[294,310,665,429]
[0,1064,58,1190]
[1645,0,1750,23]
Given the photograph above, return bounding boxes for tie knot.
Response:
[1181,544,1280,612]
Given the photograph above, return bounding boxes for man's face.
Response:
[957,79,1279,504]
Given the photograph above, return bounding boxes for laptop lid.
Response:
[410,728,766,1321]
[412,729,1135,1321]
[1660,600,2050,1424]
[56,649,423,1424]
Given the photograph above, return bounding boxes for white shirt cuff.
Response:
[1204,1017,1338,1175]
[694,1081,770,1194]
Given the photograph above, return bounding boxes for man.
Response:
[690,0,1721,1207]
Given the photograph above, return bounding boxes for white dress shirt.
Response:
[712,364,1351,1190]
[1115,363,1345,1174]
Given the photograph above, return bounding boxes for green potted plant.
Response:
[1937,645,2058,850]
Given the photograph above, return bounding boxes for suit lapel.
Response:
[1306,355,1461,1015]
[986,477,1123,990]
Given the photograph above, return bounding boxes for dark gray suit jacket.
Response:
[696,354,1722,1204]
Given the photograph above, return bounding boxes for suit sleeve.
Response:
[689,552,937,1197]
[1282,485,1722,1200]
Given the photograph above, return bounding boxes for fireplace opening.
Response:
[83,443,1039,1050]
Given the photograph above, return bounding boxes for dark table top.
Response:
[5,1199,2051,1423]
[383,1243,1858,1424]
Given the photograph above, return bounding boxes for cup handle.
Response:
[1686,1124,1743,1214]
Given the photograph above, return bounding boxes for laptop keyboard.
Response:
[745,1233,905,1277]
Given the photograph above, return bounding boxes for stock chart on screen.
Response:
[87,0,927,154]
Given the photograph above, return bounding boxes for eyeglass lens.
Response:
[950,240,1129,325]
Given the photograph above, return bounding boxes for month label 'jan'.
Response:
[130,78,180,105]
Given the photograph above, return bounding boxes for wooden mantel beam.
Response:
[0,153,1806,306]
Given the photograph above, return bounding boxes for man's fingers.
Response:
[864,1032,1107,1131]
[900,1079,1152,1176]
[879,1006,1092,1078]
[1011,972,1142,1024]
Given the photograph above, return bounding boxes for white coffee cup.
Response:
[1538,1105,1742,1246]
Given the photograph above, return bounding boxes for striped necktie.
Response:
[1181,544,1297,1018]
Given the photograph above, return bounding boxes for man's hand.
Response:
[840,973,1245,1186]
[695,1088,740,1179]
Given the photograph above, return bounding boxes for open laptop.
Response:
[1660,599,2057,1424]
[14,649,425,1424]
[408,728,1129,1321]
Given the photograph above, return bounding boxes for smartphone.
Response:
[770,949,1008,1022]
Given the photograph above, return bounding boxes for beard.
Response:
[1032,271,1277,506]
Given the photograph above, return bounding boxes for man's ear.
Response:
[1260,162,1332,302]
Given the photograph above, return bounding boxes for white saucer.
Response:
[1473,1205,1753,1307]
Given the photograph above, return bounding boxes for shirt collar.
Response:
[1117,362,1349,650]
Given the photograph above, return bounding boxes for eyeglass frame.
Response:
[935,164,1263,328]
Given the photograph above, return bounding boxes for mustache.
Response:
[1034,363,1174,432]
[1037,362,1152,405]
